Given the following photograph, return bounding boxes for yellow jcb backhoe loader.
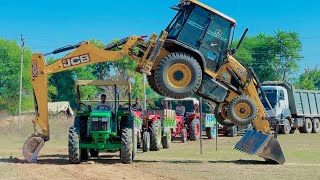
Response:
[24,0,285,164]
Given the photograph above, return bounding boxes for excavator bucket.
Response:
[235,130,285,165]
[23,136,45,163]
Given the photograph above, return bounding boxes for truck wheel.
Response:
[142,131,150,152]
[68,127,81,164]
[154,52,202,99]
[206,127,215,139]
[290,127,296,134]
[149,120,162,151]
[312,118,320,134]
[215,103,235,127]
[90,149,99,157]
[228,95,257,125]
[147,70,164,96]
[229,125,238,137]
[120,127,133,164]
[303,118,313,134]
[189,119,200,141]
[161,132,171,149]
[181,128,187,143]
[280,119,291,135]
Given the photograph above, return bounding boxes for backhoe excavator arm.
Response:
[30,32,168,141]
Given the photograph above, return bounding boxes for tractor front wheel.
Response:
[189,119,200,141]
[149,120,162,151]
[161,132,171,149]
[120,127,133,164]
[181,128,187,143]
[154,52,202,99]
[142,131,150,152]
[68,127,81,164]
[205,127,215,139]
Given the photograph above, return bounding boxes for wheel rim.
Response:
[220,103,229,119]
[167,63,192,88]
[234,103,252,119]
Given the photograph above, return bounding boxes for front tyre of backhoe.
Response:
[121,127,133,164]
[154,52,202,99]
[228,95,257,125]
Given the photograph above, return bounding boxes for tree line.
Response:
[0,30,318,114]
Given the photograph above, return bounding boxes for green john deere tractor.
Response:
[68,80,140,164]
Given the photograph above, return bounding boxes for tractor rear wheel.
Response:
[228,95,257,125]
[154,52,202,99]
[205,127,214,139]
[280,119,291,135]
[161,132,171,149]
[303,118,313,134]
[120,127,133,164]
[90,149,99,157]
[214,103,235,127]
[68,127,81,164]
[149,120,162,151]
[312,118,320,134]
[142,131,150,152]
[189,119,200,141]
[181,128,187,143]
[147,70,164,96]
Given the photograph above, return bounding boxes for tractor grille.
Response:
[91,117,110,131]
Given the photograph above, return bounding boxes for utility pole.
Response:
[19,35,25,132]
[143,73,147,110]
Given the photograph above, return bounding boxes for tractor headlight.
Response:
[101,117,109,122]
[149,115,155,119]
[92,118,99,122]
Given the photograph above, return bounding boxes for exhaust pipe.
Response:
[235,130,285,165]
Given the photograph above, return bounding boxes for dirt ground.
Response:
[0,115,320,180]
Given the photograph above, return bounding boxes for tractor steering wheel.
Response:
[78,103,88,111]
[96,105,110,111]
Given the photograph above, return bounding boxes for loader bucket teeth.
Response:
[235,130,285,165]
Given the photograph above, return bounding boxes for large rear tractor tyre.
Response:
[206,127,215,139]
[142,131,150,152]
[149,120,162,151]
[161,132,171,149]
[228,96,258,125]
[303,118,313,134]
[189,119,200,141]
[181,128,187,143]
[215,103,235,127]
[120,127,133,164]
[312,118,320,134]
[147,70,165,96]
[90,149,99,157]
[68,127,81,164]
[280,119,291,135]
[154,52,202,99]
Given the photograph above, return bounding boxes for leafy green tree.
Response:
[295,67,320,90]
[235,30,302,82]
[0,39,33,114]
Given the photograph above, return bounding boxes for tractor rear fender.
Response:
[163,39,206,71]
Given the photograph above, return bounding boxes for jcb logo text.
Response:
[62,54,90,68]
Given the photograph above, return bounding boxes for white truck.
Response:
[261,82,320,134]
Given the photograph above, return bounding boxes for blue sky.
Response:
[0,0,319,74]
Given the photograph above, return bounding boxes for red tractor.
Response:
[142,109,177,152]
[164,98,215,141]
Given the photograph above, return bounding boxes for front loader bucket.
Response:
[235,130,285,165]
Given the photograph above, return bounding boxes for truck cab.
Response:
[261,85,290,121]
